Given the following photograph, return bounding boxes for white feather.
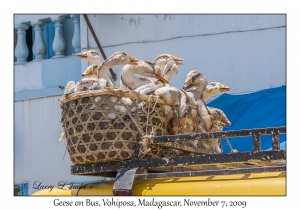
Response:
[106,96,118,103]
[114,105,127,114]
[94,96,102,102]
[162,105,174,121]
[131,106,137,113]
[64,81,75,94]
[107,113,117,120]
[120,97,132,105]
[58,132,66,141]
[100,104,110,110]
[89,78,107,90]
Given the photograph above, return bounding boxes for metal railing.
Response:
[70,126,286,195]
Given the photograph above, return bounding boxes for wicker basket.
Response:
[60,89,170,164]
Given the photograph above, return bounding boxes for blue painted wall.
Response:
[14,56,81,101]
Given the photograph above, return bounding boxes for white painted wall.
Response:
[14,56,82,101]
[80,14,286,100]
[14,96,101,195]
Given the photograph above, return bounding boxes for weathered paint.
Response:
[81,15,285,48]
[80,14,285,100]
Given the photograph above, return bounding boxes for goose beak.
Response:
[82,71,91,77]
[76,52,88,59]
[172,56,184,65]
[222,117,231,126]
[82,66,94,77]
[82,72,93,77]
[219,84,230,92]
[155,68,169,84]
[129,56,139,65]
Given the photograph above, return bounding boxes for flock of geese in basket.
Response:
[60,50,232,154]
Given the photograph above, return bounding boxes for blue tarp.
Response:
[207,86,286,153]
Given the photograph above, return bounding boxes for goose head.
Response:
[183,70,207,91]
[154,54,184,68]
[102,51,138,66]
[208,107,232,127]
[97,51,139,77]
[222,115,232,126]
[76,50,101,66]
[139,60,169,84]
[163,60,179,81]
[202,82,230,102]
[81,64,98,77]
[206,82,230,93]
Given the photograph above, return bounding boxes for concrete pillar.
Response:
[70,14,81,53]
[14,22,30,64]
[32,19,47,61]
[52,16,67,58]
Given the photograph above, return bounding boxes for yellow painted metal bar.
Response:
[32,172,285,196]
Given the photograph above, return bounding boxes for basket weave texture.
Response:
[60,90,167,164]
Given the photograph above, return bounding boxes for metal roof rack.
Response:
[71,126,286,195]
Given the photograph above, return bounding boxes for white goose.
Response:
[206,107,231,154]
[207,107,231,127]
[202,82,231,153]
[120,54,183,91]
[183,73,232,153]
[60,52,139,142]
[183,73,231,132]
[120,60,168,91]
[65,65,99,94]
[173,70,209,149]
[96,51,139,89]
[64,50,101,94]
[76,50,114,91]
[94,52,140,119]
[76,50,101,66]
[134,59,190,134]
[75,51,140,91]
[202,82,230,102]
[76,50,103,90]
[205,86,230,152]
[133,54,184,93]
[183,70,210,131]
[156,60,189,134]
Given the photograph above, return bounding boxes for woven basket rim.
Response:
[60,89,174,108]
